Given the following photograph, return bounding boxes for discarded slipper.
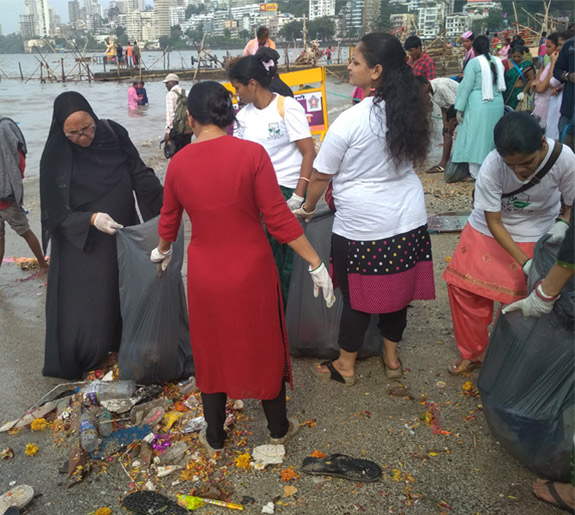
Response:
[302,453,382,482]
[312,360,357,386]
[0,485,34,514]
[382,356,403,380]
[122,491,188,515]
[448,359,482,376]
[425,165,445,174]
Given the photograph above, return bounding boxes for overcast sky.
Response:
[0,0,111,35]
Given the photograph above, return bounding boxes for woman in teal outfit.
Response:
[451,36,506,180]
[504,45,535,110]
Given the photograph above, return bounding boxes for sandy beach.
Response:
[0,116,561,514]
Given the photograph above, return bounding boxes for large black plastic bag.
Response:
[478,235,574,482]
[286,207,382,359]
[116,216,194,384]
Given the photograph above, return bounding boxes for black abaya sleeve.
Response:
[55,211,93,251]
[108,120,163,221]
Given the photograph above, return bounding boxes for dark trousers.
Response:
[201,383,289,448]
[331,233,408,353]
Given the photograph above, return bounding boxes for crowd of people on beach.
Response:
[1,25,574,512]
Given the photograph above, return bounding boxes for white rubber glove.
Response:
[456,110,464,124]
[150,246,173,271]
[286,193,305,211]
[309,262,336,308]
[502,282,558,318]
[546,220,569,245]
[93,212,123,235]
[293,204,316,223]
[522,258,532,276]
[516,92,525,101]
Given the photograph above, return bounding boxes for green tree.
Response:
[239,29,250,41]
[472,9,504,35]
[0,34,25,53]
[277,0,307,17]
[280,20,303,41]
[308,16,335,40]
[379,1,408,32]
[185,3,204,18]
[159,35,171,49]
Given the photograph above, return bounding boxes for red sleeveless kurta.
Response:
[159,136,303,399]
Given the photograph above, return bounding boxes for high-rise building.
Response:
[21,0,51,37]
[154,0,171,37]
[69,0,81,24]
[309,0,336,20]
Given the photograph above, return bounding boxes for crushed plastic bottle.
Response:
[81,380,136,405]
[79,408,100,452]
[98,408,114,437]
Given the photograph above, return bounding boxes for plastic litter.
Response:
[178,495,244,511]
[261,501,275,514]
[79,408,100,453]
[80,380,136,405]
[251,445,285,470]
[90,424,152,459]
[181,416,206,434]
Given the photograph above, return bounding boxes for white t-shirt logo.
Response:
[267,122,281,140]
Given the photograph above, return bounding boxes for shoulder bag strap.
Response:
[502,141,563,198]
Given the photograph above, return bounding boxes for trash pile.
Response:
[0,366,255,510]
[1,365,386,512]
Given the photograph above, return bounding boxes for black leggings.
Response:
[331,233,408,353]
[201,383,289,448]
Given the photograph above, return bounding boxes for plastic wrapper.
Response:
[478,234,574,482]
[286,207,382,359]
[117,216,194,384]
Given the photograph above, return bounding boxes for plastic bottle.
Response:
[81,380,137,405]
[98,408,114,437]
[79,409,100,452]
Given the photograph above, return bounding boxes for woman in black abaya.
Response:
[40,92,163,379]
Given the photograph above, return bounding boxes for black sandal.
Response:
[312,360,357,386]
[302,453,382,482]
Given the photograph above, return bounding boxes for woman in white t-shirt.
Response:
[443,112,574,375]
[229,53,315,307]
[295,33,435,384]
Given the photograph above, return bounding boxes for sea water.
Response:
[0,49,354,176]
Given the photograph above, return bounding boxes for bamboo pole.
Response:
[18,62,24,80]
[24,62,42,83]
[512,1,520,34]
[193,33,206,81]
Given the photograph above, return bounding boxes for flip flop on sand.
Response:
[0,485,34,514]
[122,491,188,515]
[312,360,357,386]
[302,453,382,482]
[425,165,445,174]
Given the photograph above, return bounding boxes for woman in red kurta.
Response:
[152,81,334,454]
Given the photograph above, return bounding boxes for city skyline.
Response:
[0,0,112,34]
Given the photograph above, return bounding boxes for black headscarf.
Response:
[40,91,129,251]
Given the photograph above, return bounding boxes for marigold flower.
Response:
[235,453,251,469]
[30,418,50,431]
[25,443,39,456]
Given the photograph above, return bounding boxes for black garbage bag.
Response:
[285,207,382,359]
[528,233,574,330]
[478,234,574,482]
[116,216,194,384]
